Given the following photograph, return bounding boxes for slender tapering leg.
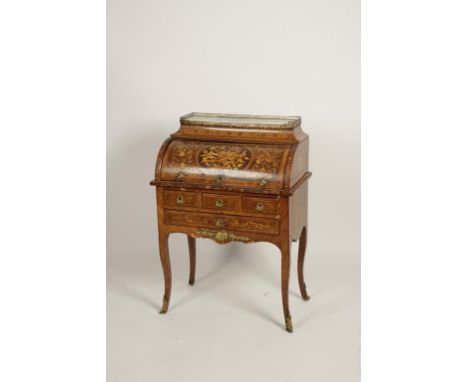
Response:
[159,232,171,314]
[298,226,310,300]
[281,243,293,333]
[188,236,196,285]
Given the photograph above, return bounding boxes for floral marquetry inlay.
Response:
[251,148,283,173]
[161,139,289,190]
[198,146,251,170]
[166,141,285,173]
[168,144,196,168]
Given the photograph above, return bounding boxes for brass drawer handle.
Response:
[258,178,267,187]
[255,202,264,211]
[176,195,184,204]
[175,171,185,181]
[215,199,224,208]
[215,175,225,185]
[215,219,225,227]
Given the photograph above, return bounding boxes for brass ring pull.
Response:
[258,178,267,187]
[215,175,225,184]
[215,219,225,227]
[255,202,264,211]
[176,195,184,204]
[215,199,224,208]
[175,171,185,181]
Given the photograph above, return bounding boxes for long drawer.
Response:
[164,209,279,235]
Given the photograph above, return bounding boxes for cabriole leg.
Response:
[298,226,310,300]
[159,232,171,314]
[281,243,293,333]
[188,236,196,285]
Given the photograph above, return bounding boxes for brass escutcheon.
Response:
[215,219,225,227]
[215,175,225,184]
[176,195,184,204]
[215,198,224,208]
[258,178,267,187]
[255,202,264,211]
[175,171,185,181]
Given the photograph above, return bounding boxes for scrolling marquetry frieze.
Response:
[174,126,294,140]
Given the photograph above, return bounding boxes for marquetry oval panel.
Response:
[198,146,251,170]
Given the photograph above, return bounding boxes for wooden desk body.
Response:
[150,113,311,332]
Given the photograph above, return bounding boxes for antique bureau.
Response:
[150,112,311,332]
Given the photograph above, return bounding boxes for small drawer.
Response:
[163,190,200,208]
[165,210,279,235]
[242,196,279,216]
[202,193,240,212]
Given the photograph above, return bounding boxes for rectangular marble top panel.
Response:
[180,113,301,129]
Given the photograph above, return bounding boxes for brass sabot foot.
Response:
[285,315,293,333]
[159,295,169,314]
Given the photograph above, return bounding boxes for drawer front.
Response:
[202,193,241,212]
[165,210,279,235]
[163,190,200,208]
[242,196,279,216]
